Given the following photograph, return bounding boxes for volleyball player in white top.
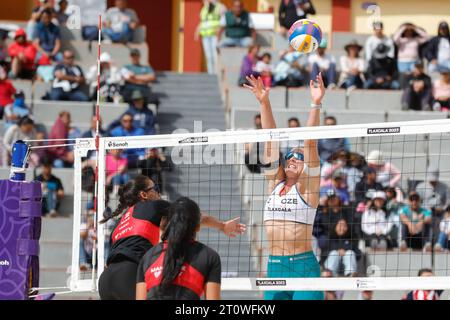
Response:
[244,73,325,300]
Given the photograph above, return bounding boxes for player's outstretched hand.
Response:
[310,72,326,105]
[223,217,247,238]
[243,75,270,105]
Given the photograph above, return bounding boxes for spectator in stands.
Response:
[354,167,384,207]
[36,158,65,217]
[71,0,107,41]
[55,0,69,25]
[362,191,392,250]
[0,67,16,120]
[106,149,130,191]
[385,186,404,245]
[365,43,400,90]
[109,112,146,164]
[50,50,88,102]
[324,219,359,277]
[104,0,139,44]
[416,165,448,217]
[308,39,337,88]
[425,21,450,74]
[402,269,443,300]
[139,148,172,193]
[26,0,55,41]
[254,52,274,87]
[401,62,432,110]
[108,90,156,136]
[3,91,30,131]
[47,111,78,168]
[218,0,256,48]
[435,205,450,252]
[79,210,95,270]
[238,45,260,86]
[278,0,316,37]
[400,193,432,251]
[196,0,226,74]
[318,116,350,163]
[3,116,39,166]
[280,117,303,156]
[339,40,365,89]
[367,150,402,188]
[86,52,121,102]
[0,35,7,65]
[393,23,428,77]
[364,21,395,62]
[273,46,307,87]
[320,150,348,187]
[121,48,157,105]
[33,9,62,63]
[343,152,365,202]
[432,67,450,111]
[8,29,38,80]
[315,190,353,257]
[320,170,350,206]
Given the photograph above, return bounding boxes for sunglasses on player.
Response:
[285,152,304,161]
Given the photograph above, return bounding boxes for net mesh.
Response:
[71,120,450,293]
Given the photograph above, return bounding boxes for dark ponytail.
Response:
[158,197,201,296]
[208,2,216,14]
[100,175,151,224]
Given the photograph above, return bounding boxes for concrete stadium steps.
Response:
[347,89,403,110]
[289,88,347,109]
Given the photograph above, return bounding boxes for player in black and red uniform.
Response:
[98,175,244,300]
[137,197,221,300]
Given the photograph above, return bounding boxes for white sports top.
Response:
[263,181,317,225]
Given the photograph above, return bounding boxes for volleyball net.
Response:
[70,118,450,293]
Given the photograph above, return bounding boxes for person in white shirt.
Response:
[361,191,392,250]
[364,21,395,62]
[254,52,274,87]
[86,52,122,102]
[104,0,139,43]
[308,39,337,88]
[339,40,365,89]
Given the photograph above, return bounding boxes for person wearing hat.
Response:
[121,48,157,105]
[364,21,395,62]
[393,23,428,75]
[399,192,432,251]
[354,166,384,206]
[307,38,337,88]
[364,43,400,89]
[338,40,365,89]
[107,89,156,136]
[7,28,38,79]
[361,191,392,250]
[416,165,448,245]
[366,150,401,188]
[424,21,450,74]
[3,90,30,131]
[86,52,121,102]
[431,66,450,111]
[320,169,350,206]
[401,62,432,110]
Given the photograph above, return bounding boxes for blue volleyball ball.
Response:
[288,19,322,54]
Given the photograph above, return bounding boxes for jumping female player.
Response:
[244,73,326,300]
[136,197,221,300]
[98,175,244,300]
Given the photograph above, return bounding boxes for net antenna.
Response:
[91,14,103,291]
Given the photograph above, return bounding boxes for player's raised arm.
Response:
[301,72,326,208]
[244,76,284,182]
